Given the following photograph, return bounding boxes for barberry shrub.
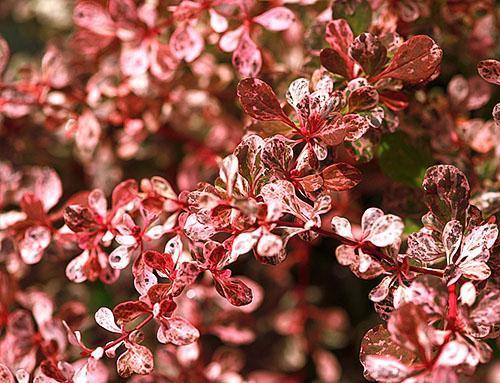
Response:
[0,1,498,382]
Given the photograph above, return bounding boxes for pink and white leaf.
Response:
[109,245,132,270]
[232,33,262,77]
[120,43,150,77]
[20,226,51,264]
[158,316,200,346]
[66,250,90,283]
[116,344,153,378]
[74,1,116,36]
[209,9,228,33]
[95,307,122,333]
[219,26,244,53]
[365,214,404,247]
[170,24,204,63]
[253,7,295,31]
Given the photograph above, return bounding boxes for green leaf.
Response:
[332,0,372,36]
[377,132,433,187]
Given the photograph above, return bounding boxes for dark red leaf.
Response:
[320,48,353,79]
[63,205,98,232]
[349,33,387,76]
[237,78,292,127]
[213,274,253,306]
[477,59,500,85]
[422,165,470,224]
[322,163,362,191]
[348,86,379,112]
[143,250,174,275]
[113,300,151,325]
[374,35,442,84]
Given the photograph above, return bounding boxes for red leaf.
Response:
[147,283,173,305]
[321,163,361,191]
[325,19,353,57]
[322,19,355,79]
[374,35,442,84]
[320,48,353,79]
[349,33,387,76]
[64,205,98,232]
[237,78,292,126]
[378,91,409,111]
[348,86,379,112]
[40,360,67,382]
[143,250,174,275]
[0,363,14,383]
[477,59,500,85]
[113,300,150,325]
[213,274,253,306]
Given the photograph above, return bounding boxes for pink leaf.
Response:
[159,316,200,346]
[387,303,434,362]
[150,41,179,81]
[261,135,293,173]
[116,344,154,378]
[331,217,353,239]
[20,226,51,264]
[442,220,463,261]
[312,349,341,383]
[112,179,138,210]
[365,214,404,247]
[253,7,295,31]
[286,78,310,110]
[109,245,132,270]
[232,231,260,258]
[120,43,150,77]
[0,35,9,75]
[218,26,244,53]
[169,25,204,63]
[360,325,414,382]
[73,1,116,36]
[407,228,444,263]
[232,33,262,77]
[66,250,90,283]
[76,110,101,153]
[362,355,411,382]
[256,232,283,259]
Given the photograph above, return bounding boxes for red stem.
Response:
[446,284,457,330]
